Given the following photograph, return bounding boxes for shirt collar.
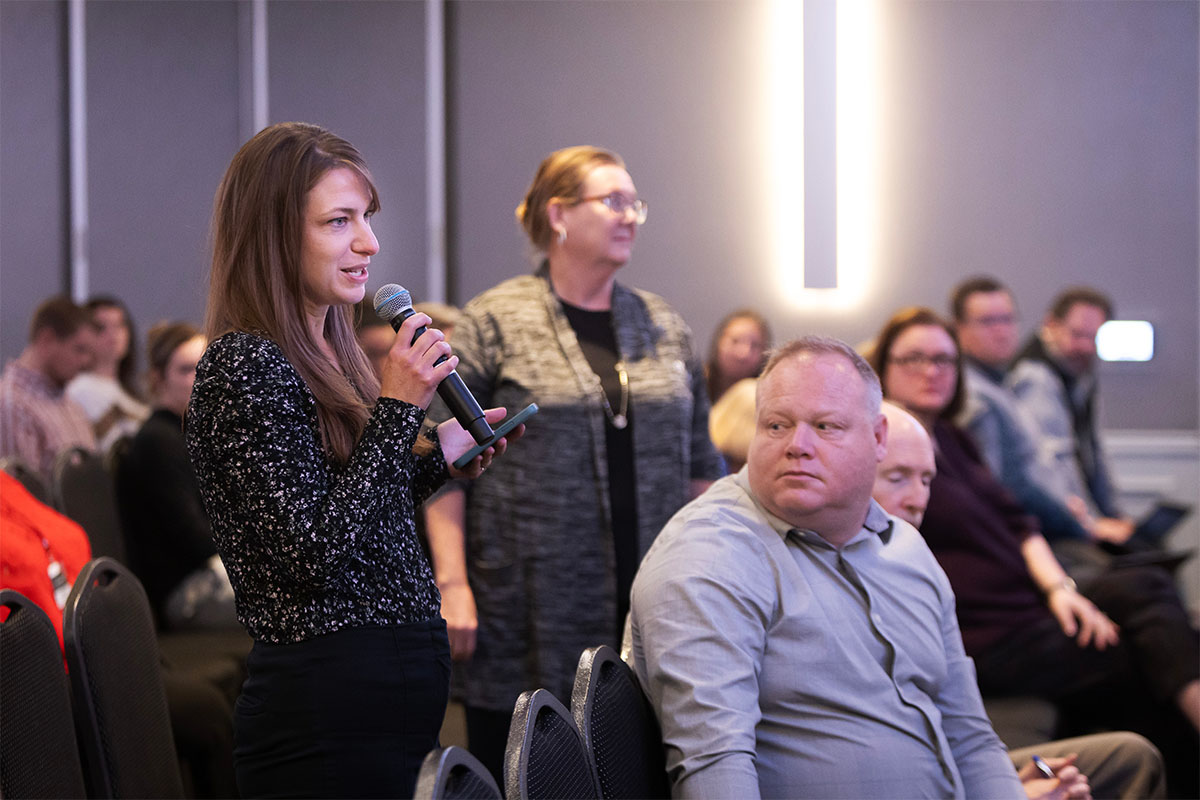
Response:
[965,356,1006,385]
[7,361,63,398]
[734,467,895,548]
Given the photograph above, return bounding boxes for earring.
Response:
[556,227,567,245]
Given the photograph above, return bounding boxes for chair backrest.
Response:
[414,745,502,800]
[104,435,133,475]
[63,557,184,799]
[0,454,50,504]
[571,645,670,799]
[504,688,600,800]
[0,589,88,799]
[51,446,129,564]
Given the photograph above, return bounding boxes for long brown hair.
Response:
[206,122,382,465]
[705,308,773,403]
[86,296,141,400]
[868,306,966,421]
[146,321,201,396]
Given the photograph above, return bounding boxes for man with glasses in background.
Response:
[950,277,1132,547]
[1007,286,1134,542]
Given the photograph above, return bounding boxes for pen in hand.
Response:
[1031,754,1055,779]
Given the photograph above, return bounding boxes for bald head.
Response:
[872,402,936,528]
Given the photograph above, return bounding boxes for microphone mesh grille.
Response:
[373,284,412,322]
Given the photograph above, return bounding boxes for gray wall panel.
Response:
[877,0,1198,429]
[86,0,241,333]
[269,0,428,305]
[1,0,68,364]
[449,0,1198,429]
[1,0,1195,429]
[448,0,768,326]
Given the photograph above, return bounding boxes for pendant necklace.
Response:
[601,361,630,429]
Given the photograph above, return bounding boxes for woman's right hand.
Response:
[379,312,457,408]
[439,581,478,661]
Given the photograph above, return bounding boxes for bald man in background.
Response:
[873,402,1165,800]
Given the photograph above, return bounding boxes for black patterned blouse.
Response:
[185,332,446,643]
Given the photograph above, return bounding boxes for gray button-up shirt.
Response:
[630,471,1022,799]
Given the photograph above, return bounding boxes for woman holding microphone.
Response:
[186,122,519,798]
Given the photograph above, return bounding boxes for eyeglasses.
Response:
[891,353,957,372]
[575,193,649,225]
[964,314,1017,328]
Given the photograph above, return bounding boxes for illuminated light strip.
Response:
[769,0,881,309]
[833,0,880,308]
[766,0,805,301]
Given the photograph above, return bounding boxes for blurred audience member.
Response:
[414,301,461,339]
[951,277,1123,544]
[705,308,771,403]
[425,145,721,782]
[871,307,1198,797]
[116,322,236,630]
[67,296,150,451]
[354,297,395,380]
[0,296,97,479]
[1009,288,1133,540]
[0,470,91,646]
[355,299,460,382]
[708,376,756,473]
[873,401,1167,800]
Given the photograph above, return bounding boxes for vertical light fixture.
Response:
[766,0,804,299]
[834,0,881,306]
[767,0,881,309]
[425,0,447,303]
[68,0,88,302]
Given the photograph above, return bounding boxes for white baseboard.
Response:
[1103,429,1200,614]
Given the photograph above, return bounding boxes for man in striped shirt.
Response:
[0,296,97,479]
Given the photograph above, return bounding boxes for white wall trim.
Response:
[1103,428,1199,614]
[238,0,269,142]
[68,0,88,302]
[252,0,268,133]
[1103,430,1200,459]
[424,0,447,303]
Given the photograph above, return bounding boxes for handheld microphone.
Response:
[373,284,495,444]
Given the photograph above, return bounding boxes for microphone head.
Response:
[374,284,412,322]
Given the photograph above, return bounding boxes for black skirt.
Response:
[234,619,451,799]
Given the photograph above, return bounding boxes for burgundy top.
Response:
[920,420,1051,656]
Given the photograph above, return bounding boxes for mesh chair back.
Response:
[414,745,502,800]
[0,454,50,504]
[505,688,600,800]
[51,447,128,564]
[104,435,133,475]
[0,590,88,799]
[571,645,670,799]
[63,557,184,798]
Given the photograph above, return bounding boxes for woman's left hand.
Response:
[439,407,525,479]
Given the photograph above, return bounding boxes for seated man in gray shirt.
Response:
[629,336,1024,799]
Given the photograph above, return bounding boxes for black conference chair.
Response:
[504,688,600,800]
[50,447,129,564]
[414,745,502,800]
[0,454,50,504]
[0,589,88,799]
[63,557,185,798]
[571,645,670,799]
